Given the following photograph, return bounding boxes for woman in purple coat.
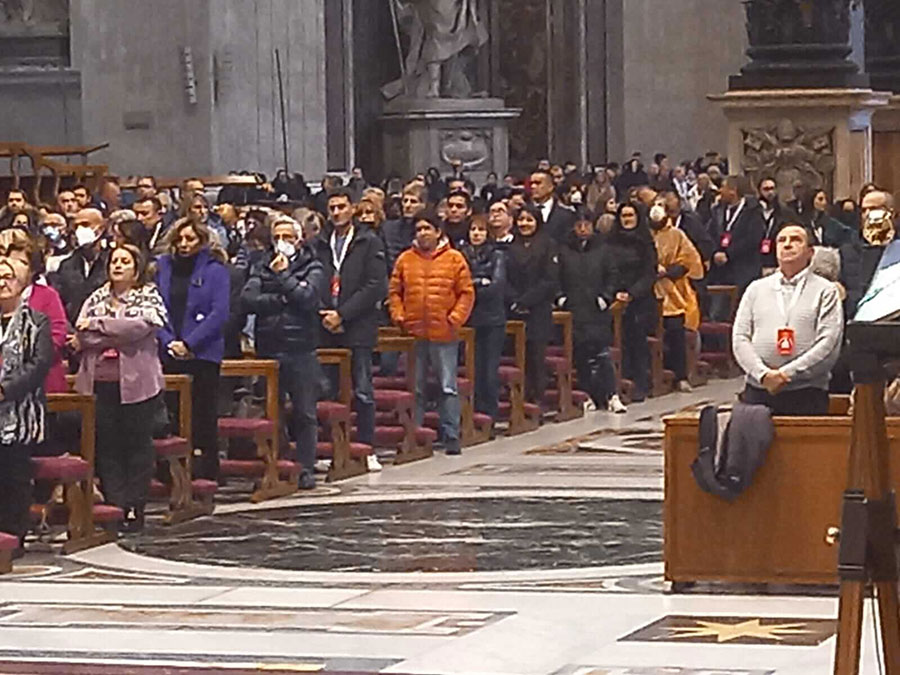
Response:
[155,218,230,481]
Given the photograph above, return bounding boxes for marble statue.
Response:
[383,0,488,100]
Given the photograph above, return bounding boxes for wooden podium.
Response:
[832,322,900,674]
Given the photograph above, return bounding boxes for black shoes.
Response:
[298,471,317,490]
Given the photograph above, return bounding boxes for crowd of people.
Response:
[0,149,891,555]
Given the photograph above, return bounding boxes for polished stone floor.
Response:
[0,378,888,674]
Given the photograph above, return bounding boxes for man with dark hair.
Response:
[56,190,79,219]
[756,176,798,272]
[707,175,765,308]
[5,189,27,214]
[135,176,158,201]
[530,169,575,243]
[72,184,91,209]
[313,190,387,468]
[133,197,167,252]
[95,176,121,214]
[487,198,515,248]
[443,189,472,247]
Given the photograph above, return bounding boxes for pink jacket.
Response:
[28,282,68,393]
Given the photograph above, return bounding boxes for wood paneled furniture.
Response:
[316,348,370,481]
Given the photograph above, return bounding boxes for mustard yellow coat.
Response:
[652,223,704,331]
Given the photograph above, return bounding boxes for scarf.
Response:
[0,300,45,445]
[79,282,168,328]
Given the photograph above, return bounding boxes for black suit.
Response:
[675,211,715,264]
[539,199,577,243]
[706,198,765,294]
[758,200,798,268]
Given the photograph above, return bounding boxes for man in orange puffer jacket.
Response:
[389,209,475,454]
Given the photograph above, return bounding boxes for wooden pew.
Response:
[648,300,674,398]
[699,284,740,378]
[155,374,215,524]
[218,359,296,502]
[499,320,541,434]
[457,326,493,445]
[664,409,900,586]
[316,348,369,481]
[41,393,115,553]
[609,300,632,402]
[546,311,583,421]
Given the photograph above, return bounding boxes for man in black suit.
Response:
[530,169,575,243]
[756,176,798,272]
[706,175,765,319]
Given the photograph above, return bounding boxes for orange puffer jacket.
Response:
[389,240,475,342]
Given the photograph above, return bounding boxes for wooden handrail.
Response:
[505,321,527,371]
[316,348,352,406]
[220,359,279,428]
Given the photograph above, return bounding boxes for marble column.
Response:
[729,0,867,90]
[712,0,885,201]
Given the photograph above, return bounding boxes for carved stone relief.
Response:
[742,118,835,196]
[440,128,491,171]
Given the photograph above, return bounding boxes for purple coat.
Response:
[156,249,230,363]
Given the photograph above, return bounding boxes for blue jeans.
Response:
[414,340,460,446]
[474,325,505,419]
[351,347,375,446]
[276,350,319,474]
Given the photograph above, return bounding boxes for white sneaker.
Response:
[314,459,332,473]
[607,394,627,414]
[677,380,693,393]
[367,454,383,472]
[583,399,598,413]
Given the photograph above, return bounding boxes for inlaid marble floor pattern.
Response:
[0,379,886,674]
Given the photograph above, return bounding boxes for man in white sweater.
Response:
[732,224,844,415]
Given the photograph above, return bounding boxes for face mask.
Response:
[863,209,896,246]
[275,239,296,259]
[75,226,97,248]
[569,191,583,205]
[650,204,667,223]
[43,226,61,242]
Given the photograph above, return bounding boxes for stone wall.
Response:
[614,0,746,166]
[70,0,327,178]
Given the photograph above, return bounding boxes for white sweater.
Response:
[732,267,844,392]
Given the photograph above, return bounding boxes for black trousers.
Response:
[163,358,221,480]
[0,443,33,541]
[95,382,157,511]
[663,315,688,382]
[622,300,651,397]
[574,340,617,407]
[525,338,548,405]
[741,384,830,416]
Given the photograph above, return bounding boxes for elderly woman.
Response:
[155,218,230,480]
[74,244,167,533]
[0,251,53,554]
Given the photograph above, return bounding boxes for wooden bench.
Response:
[218,359,297,502]
[544,312,584,421]
[664,408,900,587]
[316,348,370,481]
[648,300,674,398]
[609,300,632,402]
[699,284,740,378]
[153,375,215,524]
[0,532,17,574]
[498,320,541,434]
[34,393,117,553]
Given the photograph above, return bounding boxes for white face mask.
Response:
[569,191,583,205]
[275,239,296,259]
[650,204,667,223]
[75,226,97,248]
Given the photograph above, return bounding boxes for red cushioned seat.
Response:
[473,412,494,429]
[219,459,264,477]
[544,356,568,372]
[457,377,473,396]
[371,425,437,446]
[699,321,732,335]
[700,352,731,364]
[373,389,414,411]
[500,356,516,366]
[217,417,274,438]
[543,389,591,407]
[277,460,300,478]
[0,532,18,550]
[422,411,439,429]
[92,504,124,523]
[497,401,541,420]
[316,441,371,459]
[374,410,398,426]
[497,365,522,384]
[149,479,168,499]
[153,436,189,457]
[572,390,589,405]
[317,400,350,421]
[191,479,218,497]
[31,456,91,482]
[373,375,409,390]
[546,346,565,358]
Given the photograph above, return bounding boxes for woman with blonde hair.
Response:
[355,197,385,231]
[155,218,230,481]
[74,244,167,532]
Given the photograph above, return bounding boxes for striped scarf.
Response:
[0,301,45,445]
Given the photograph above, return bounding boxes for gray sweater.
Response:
[732,267,843,391]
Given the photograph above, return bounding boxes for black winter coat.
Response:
[707,198,765,292]
[606,223,659,331]
[312,227,387,348]
[51,247,110,323]
[241,247,325,356]
[543,201,577,243]
[506,233,560,343]
[380,218,416,275]
[461,242,507,328]
[558,234,614,347]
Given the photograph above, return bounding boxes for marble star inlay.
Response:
[620,615,837,646]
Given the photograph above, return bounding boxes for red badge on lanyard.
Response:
[331,275,341,301]
[720,232,732,249]
[777,328,795,356]
[760,238,772,255]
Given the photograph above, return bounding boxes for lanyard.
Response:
[330,226,354,275]
[775,272,808,328]
[675,214,683,230]
[723,200,745,233]
[762,208,778,239]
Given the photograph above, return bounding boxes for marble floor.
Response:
[0,379,888,674]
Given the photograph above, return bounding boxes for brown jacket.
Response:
[389,239,474,342]
[653,222,704,330]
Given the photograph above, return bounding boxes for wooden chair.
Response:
[545,311,584,420]
[499,320,541,434]
[699,285,740,378]
[374,335,436,463]
[316,348,370,480]
[33,393,117,553]
[648,300,674,398]
[154,375,215,524]
[218,359,297,502]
